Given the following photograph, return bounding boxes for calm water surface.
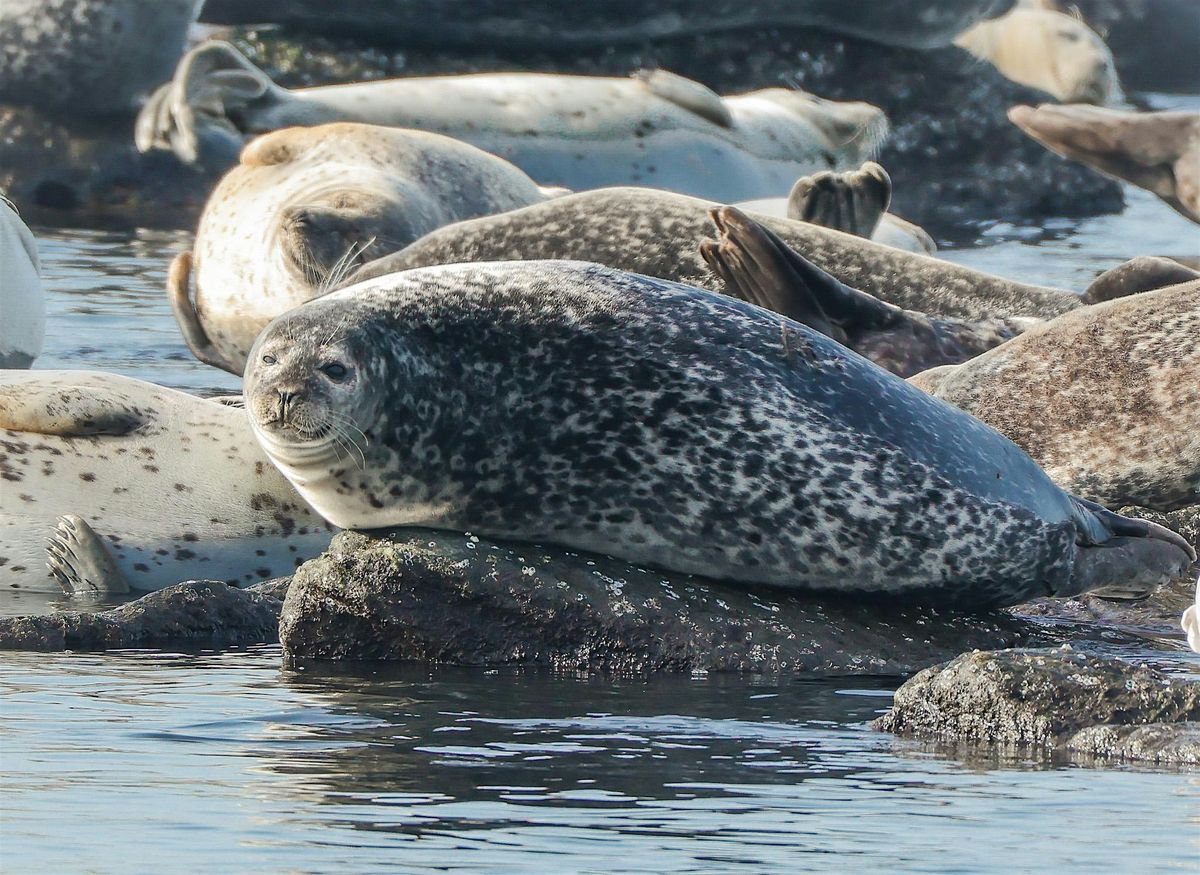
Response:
[5,155,1200,870]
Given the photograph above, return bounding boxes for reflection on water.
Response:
[1,651,1197,872]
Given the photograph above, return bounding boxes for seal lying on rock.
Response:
[0,0,202,118]
[909,281,1200,511]
[244,260,1193,609]
[955,7,1123,105]
[169,123,561,374]
[348,188,1078,323]
[0,371,335,594]
[0,196,44,368]
[700,207,1022,376]
[783,162,936,255]
[137,42,888,201]
[1009,104,1200,223]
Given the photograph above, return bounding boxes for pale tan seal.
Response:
[955,7,1123,105]
[170,122,562,374]
[137,42,888,201]
[0,370,335,594]
[909,281,1200,512]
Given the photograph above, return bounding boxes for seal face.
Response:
[175,122,556,374]
[0,370,335,592]
[245,261,1191,609]
[910,281,1200,512]
[138,43,888,201]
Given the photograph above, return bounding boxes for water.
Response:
[2,651,1197,873]
[7,135,1200,869]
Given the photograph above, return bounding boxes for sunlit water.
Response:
[7,131,1200,869]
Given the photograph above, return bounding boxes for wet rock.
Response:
[232,24,1121,235]
[1065,722,1200,765]
[873,648,1200,754]
[0,581,282,652]
[279,529,1033,674]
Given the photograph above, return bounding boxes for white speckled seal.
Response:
[0,371,335,593]
[0,196,44,368]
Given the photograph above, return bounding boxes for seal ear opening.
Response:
[701,206,898,342]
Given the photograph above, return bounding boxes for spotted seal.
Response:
[0,370,335,594]
[909,281,1200,512]
[0,0,202,118]
[0,196,44,368]
[349,187,1078,322]
[955,6,1123,105]
[242,260,1192,609]
[169,122,562,374]
[700,207,1023,376]
[1009,104,1200,224]
[136,42,888,201]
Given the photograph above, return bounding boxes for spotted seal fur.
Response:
[137,42,888,201]
[243,261,1192,609]
[169,123,562,374]
[0,370,335,593]
[0,0,202,118]
[909,281,1200,511]
[349,187,1078,322]
[0,195,44,368]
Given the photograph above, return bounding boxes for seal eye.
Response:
[321,362,349,382]
[262,354,277,365]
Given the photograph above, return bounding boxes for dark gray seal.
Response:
[909,281,1200,512]
[243,260,1192,609]
[0,0,201,118]
[348,188,1078,323]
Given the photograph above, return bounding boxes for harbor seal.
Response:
[908,281,1200,512]
[0,196,44,368]
[243,260,1192,609]
[1009,104,1200,224]
[170,122,562,374]
[0,0,202,118]
[137,42,888,201]
[700,207,1024,376]
[0,370,336,594]
[954,7,1123,105]
[349,187,1080,322]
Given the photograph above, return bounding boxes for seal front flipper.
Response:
[632,69,734,128]
[787,161,891,238]
[46,514,131,596]
[167,251,241,375]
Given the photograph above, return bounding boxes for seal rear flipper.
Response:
[632,69,733,128]
[787,162,891,238]
[702,205,899,340]
[135,41,277,165]
[167,251,241,375]
[46,514,131,596]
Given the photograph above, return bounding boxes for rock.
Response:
[231,24,1121,235]
[1065,722,1200,765]
[0,580,282,652]
[279,529,1034,674]
[873,648,1200,751]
